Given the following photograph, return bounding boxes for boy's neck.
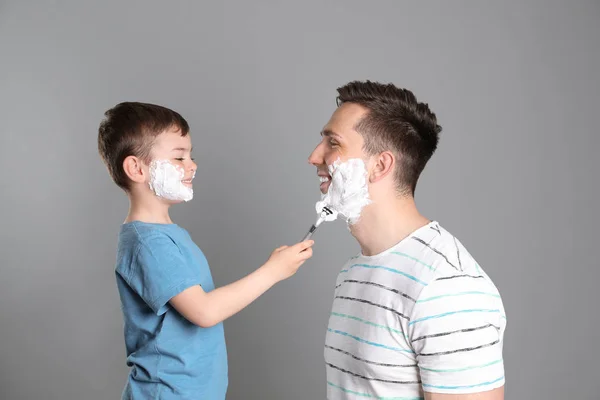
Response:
[125,191,173,224]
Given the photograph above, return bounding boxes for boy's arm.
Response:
[170,240,313,327]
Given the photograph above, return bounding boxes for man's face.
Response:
[147,126,197,190]
[308,103,369,194]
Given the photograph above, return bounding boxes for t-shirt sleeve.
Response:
[409,275,506,394]
[125,233,202,315]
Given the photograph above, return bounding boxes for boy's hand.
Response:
[264,240,314,282]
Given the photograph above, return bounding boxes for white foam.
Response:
[316,158,371,225]
[148,160,193,202]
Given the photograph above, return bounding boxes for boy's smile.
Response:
[149,126,197,192]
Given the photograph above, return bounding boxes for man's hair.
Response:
[336,81,442,195]
[98,102,189,191]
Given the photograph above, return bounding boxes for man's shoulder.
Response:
[411,222,481,277]
[408,223,503,307]
[371,221,492,300]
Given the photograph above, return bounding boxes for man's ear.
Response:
[369,151,395,184]
[123,155,147,184]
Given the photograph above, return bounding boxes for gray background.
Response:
[1,1,598,399]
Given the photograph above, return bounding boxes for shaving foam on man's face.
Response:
[148,160,194,202]
[316,157,371,225]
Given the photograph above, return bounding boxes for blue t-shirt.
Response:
[115,221,228,400]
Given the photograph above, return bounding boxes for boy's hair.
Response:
[98,102,189,191]
[336,81,442,195]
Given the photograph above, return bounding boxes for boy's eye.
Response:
[174,158,184,161]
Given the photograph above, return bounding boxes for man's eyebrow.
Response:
[321,129,342,139]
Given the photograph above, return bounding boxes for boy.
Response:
[98,102,314,399]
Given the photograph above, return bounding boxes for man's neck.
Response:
[125,191,173,224]
[349,195,430,257]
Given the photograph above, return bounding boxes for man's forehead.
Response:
[325,104,368,132]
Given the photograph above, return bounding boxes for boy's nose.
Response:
[189,161,197,175]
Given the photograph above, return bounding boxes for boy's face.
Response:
[308,103,369,194]
[145,126,197,202]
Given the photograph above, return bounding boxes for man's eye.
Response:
[329,140,339,147]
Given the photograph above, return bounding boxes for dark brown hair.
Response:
[97,102,189,191]
[336,81,442,195]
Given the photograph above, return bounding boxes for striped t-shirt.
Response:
[325,221,506,399]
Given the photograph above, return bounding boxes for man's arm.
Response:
[410,272,506,399]
[425,386,504,400]
[170,241,313,327]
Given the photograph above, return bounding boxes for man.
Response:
[308,81,506,400]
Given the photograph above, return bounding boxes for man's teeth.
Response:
[319,176,330,183]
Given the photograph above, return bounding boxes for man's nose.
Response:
[308,143,324,166]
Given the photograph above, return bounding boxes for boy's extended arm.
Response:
[170,240,313,327]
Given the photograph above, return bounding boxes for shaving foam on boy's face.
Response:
[316,157,371,225]
[148,160,194,202]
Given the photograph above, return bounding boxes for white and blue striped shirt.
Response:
[325,221,506,399]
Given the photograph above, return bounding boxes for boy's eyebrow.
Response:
[172,147,193,152]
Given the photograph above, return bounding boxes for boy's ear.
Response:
[123,156,147,184]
